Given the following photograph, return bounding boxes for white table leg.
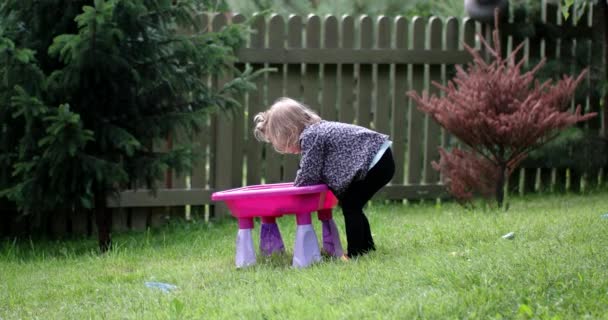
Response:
[292,213,321,268]
[235,218,256,268]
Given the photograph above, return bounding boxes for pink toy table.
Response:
[211,183,343,268]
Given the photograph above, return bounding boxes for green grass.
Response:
[2,192,608,319]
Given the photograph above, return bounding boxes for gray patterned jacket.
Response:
[294,121,389,197]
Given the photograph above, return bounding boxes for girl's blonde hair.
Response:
[254,97,322,153]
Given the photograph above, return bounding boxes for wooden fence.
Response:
[2,2,605,236]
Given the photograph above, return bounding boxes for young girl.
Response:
[254,97,395,259]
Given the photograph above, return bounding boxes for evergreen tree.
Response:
[0,0,258,251]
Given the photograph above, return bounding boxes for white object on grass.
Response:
[501,232,515,240]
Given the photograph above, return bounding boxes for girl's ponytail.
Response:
[253,111,269,142]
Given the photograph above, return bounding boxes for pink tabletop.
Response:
[211,183,338,218]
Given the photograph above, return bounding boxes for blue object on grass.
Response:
[145,281,177,293]
[601,213,608,219]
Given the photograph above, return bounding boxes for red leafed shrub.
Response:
[433,148,517,204]
[407,15,596,207]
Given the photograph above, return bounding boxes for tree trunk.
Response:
[495,163,507,209]
[94,185,112,252]
[0,202,20,238]
[602,0,608,137]
[0,208,10,237]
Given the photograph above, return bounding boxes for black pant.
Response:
[338,148,395,258]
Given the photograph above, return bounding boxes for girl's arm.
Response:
[294,132,324,186]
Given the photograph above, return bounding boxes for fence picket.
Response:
[552,1,568,196]
[571,4,590,193]
[191,13,210,191]
[130,208,148,230]
[339,15,356,124]
[375,16,391,136]
[392,16,408,185]
[407,17,426,185]
[593,3,607,139]
[211,13,232,216]
[170,129,189,189]
[463,18,476,50]
[444,17,459,173]
[524,8,544,194]
[303,15,321,108]
[424,17,443,184]
[321,16,339,121]
[284,15,304,182]
[539,3,560,192]
[266,14,286,183]
[246,14,266,186]
[112,209,129,232]
[578,4,596,192]
[230,16,247,188]
[357,16,373,128]
[590,4,604,189]
[301,13,321,179]
[148,124,171,224]
[191,117,209,189]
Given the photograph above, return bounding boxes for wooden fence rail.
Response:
[2,1,606,236]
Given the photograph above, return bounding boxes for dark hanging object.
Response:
[464,0,509,23]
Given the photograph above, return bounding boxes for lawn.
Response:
[1,191,608,319]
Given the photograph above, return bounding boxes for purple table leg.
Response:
[318,209,344,257]
[235,218,256,268]
[260,216,285,256]
[292,213,321,268]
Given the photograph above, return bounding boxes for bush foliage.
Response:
[408,16,595,207]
